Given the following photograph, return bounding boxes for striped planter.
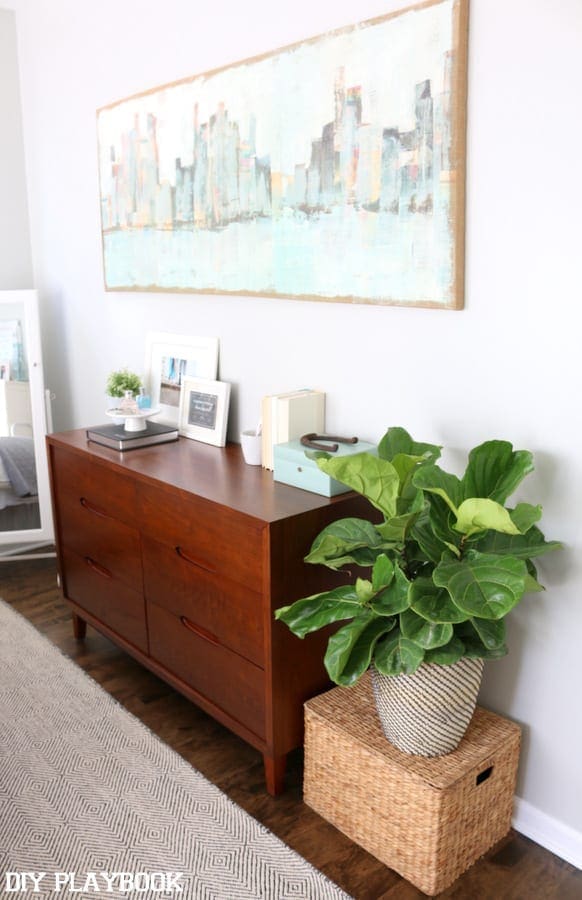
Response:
[371,658,485,757]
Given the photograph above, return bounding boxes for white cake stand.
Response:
[106,407,161,432]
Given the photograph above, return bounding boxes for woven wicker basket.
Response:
[304,674,521,895]
[371,657,485,757]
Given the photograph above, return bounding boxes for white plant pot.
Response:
[371,657,485,757]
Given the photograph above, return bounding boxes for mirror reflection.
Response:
[0,304,40,532]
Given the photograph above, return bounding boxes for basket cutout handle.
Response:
[476,765,494,786]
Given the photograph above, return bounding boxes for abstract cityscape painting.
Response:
[98,0,468,308]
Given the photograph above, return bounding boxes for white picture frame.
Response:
[144,332,219,426]
[178,377,231,447]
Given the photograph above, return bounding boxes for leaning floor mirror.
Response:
[0,289,53,557]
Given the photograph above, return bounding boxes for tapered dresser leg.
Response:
[72,613,87,640]
[264,753,287,796]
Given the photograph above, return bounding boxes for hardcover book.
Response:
[260,389,325,470]
[86,421,179,451]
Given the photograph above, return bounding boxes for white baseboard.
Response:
[513,797,582,870]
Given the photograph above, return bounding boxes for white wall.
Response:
[0,8,32,287]
[5,0,582,861]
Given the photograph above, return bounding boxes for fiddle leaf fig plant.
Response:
[275,427,561,686]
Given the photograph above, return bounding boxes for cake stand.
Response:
[105,407,161,433]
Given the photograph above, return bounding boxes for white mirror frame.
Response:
[0,289,53,549]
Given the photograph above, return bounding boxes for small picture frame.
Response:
[178,377,231,447]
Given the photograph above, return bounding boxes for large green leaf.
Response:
[390,453,426,488]
[305,518,392,569]
[456,621,509,659]
[410,515,449,564]
[370,564,412,615]
[398,482,426,517]
[461,441,534,503]
[400,608,454,649]
[434,551,527,620]
[324,615,396,685]
[391,452,432,529]
[454,499,541,539]
[413,464,463,514]
[454,498,522,537]
[424,636,465,665]
[372,554,394,592]
[509,503,542,533]
[470,524,563,560]
[428,495,462,555]
[274,585,364,638]
[377,427,441,464]
[315,452,400,520]
[469,616,506,650]
[373,630,425,675]
[308,545,388,570]
[376,503,424,543]
[409,577,469,623]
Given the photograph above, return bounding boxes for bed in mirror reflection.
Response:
[0,290,54,557]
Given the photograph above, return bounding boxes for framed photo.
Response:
[178,377,231,447]
[145,332,219,426]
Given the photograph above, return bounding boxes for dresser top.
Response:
[47,428,367,525]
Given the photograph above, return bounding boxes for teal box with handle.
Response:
[273,437,377,497]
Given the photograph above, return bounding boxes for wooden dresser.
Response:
[46,429,372,794]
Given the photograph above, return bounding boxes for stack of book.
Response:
[261,388,325,470]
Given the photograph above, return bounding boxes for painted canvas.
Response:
[98,0,468,308]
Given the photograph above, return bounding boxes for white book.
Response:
[261,388,322,470]
[275,390,325,446]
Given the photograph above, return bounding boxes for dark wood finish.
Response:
[62,546,148,652]
[142,536,264,666]
[47,430,375,793]
[3,559,581,900]
[50,444,139,527]
[137,479,264,591]
[59,495,143,588]
[71,611,86,640]
[147,601,265,738]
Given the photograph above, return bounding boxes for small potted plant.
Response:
[106,367,142,400]
[275,427,561,756]
[105,367,143,423]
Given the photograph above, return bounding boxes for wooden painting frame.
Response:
[98,0,468,309]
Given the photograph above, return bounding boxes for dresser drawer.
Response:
[148,602,265,739]
[51,446,138,528]
[57,494,142,590]
[142,536,263,667]
[137,481,264,591]
[62,546,148,653]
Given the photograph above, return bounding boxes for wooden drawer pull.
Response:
[84,556,112,579]
[175,546,215,574]
[180,615,220,646]
[80,496,110,519]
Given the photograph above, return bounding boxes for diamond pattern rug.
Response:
[0,601,350,899]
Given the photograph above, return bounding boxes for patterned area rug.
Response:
[0,601,350,899]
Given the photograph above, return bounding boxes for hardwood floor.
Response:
[2,557,581,900]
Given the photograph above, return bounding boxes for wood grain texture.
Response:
[47,431,376,794]
[142,535,264,666]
